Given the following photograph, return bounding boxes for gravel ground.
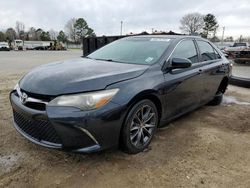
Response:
[0,50,82,74]
[231,61,250,79]
[0,51,250,188]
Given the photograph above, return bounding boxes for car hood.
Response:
[19,58,148,96]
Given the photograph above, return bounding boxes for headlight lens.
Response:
[48,89,119,110]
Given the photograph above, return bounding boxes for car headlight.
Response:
[48,89,119,110]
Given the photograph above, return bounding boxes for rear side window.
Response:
[213,48,221,59]
[197,41,220,61]
[171,40,198,63]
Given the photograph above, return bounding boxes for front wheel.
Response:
[121,99,159,154]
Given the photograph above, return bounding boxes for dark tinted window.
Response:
[197,41,218,61]
[171,40,198,63]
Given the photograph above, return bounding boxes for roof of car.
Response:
[128,35,202,40]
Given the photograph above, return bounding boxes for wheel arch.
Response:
[126,90,162,120]
[218,76,229,94]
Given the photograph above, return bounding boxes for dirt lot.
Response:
[0,51,250,188]
[232,61,250,78]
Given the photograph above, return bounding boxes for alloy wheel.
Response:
[129,104,157,148]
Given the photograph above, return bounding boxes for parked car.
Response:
[225,42,250,64]
[10,35,232,154]
[232,42,249,48]
[0,42,10,51]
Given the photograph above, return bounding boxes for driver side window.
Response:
[171,40,198,64]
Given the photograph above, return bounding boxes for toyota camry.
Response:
[10,35,232,154]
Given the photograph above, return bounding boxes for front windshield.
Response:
[233,43,247,47]
[87,37,172,65]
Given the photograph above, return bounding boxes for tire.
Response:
[234,59,246,64]
[208,92,223,106]
[121,99,159,154]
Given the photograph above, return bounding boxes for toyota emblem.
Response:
[20,92,28,104]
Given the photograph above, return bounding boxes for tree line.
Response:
[179,12,236,42]
[0,18,95,43]
[0,14,238,44]
[180,13,220,41]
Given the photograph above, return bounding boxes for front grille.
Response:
[25,102,46,111]
[13,110,61,145]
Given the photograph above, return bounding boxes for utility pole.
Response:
[221,26,225,44]
[151,28,154,34]
[239,35,242,42]
[120,21,123,36]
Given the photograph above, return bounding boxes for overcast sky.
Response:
[0,0,250,38]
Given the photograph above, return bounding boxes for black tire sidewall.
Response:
[209,92,223,106]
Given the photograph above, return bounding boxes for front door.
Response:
[162,39,203,120]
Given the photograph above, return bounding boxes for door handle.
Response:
[198,69,203,74]
[219,63,225,68]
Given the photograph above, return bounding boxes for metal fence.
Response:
[82,35,125,56]
[82,31,182,56]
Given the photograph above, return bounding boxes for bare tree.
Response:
[49,29,58,40]
[27,27,37,40]
[65,18,77,43]
[15,21,25,39]
[179,13,204,35]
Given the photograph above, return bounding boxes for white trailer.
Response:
[12,40,54,50]
[24,41,54,50]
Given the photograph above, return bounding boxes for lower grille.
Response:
[13,110,61,145]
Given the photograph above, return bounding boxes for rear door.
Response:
[195,40,226,104]
[162,39,203,119]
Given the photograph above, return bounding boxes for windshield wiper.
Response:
[90,58,133,64]
[92,58,122,63]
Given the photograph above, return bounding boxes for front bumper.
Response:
[0,47,10,51]
[10,91,126,153]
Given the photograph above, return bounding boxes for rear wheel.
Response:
[121,99,158,154]
[209,77,229,106]
[208,92,223,105]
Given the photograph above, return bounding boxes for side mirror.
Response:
[170,58,192,69]
[221,50,229,58]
